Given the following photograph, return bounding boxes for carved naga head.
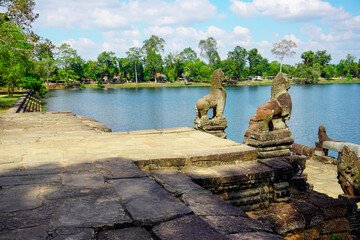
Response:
[211,69,227,89]
[271,72,290,100]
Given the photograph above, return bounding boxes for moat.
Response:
[43,84,360,147]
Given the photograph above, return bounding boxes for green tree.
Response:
[56,43,83,82]
[344,54,356,76]
[164,52,184,81]
[142,35,165,83]
[0,18,32,52]
[248,48,263,76]
[314,50,331,67]
[22,76,47,96]
[126,47,143,84]
[268,61,281,76]
[301,51,315,66]
[0,49,31,97]
[118,57,132,81]
[271,40,297,72]
[97,51,119,82]
[145,51,163,83]
[313,50,332,78]
[295,62,321,84]
[198,37,220,66]
[142,35,165,55]
[180,47,197,62]
[83,60,101,81]
[37,55,57,87]
[257,58,270,77]
[182,66,191,83]
[199,65,212,81]
[227,46,247,80]
[0,0,38,29]
[323,65,336,79]
[0,0,38,52]
[34,37,55,60]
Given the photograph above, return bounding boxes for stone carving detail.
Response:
[194,69,227,138]
[337,146,360,197]
[249,72,292,132]
[244,72,294,158]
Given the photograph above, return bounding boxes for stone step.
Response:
[148,169,280,239]
[133,144,258,171]
[182,160,293,190]
[182,159,299,211]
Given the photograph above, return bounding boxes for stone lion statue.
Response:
[248,72,292,131]
[337,146,360,197]
[194,69,227,122]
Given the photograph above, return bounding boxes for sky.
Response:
[33,0,360,65]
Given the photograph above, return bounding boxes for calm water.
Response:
[43,84,360,147]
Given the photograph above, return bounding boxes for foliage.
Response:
[56,43,83,82]
[83,60,101,81]
[126,47,143,83]
[0,0,38,29]
[268,61,281,76]
[323,65,336,79]
[248,48,263,75]
[0,49,33,97]
[0,17,31,52]
[163,52,183,81]
[97,79,104,88]
[301,51,315,66]
[145,51,163,83]
[199,65,212,81]
[34,39,57,85]
[271,39,297,72]
[22,76,47,96]
[97,51,118,82]
[227,46,247,80]
[142,35,165,55]
[198,37,220,66]
[180,47,197,62]
[314,50,331,66]
[294,63,321,84]
[0,0,38,52]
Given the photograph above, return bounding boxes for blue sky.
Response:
[33,0,360,65]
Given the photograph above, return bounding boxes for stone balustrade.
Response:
[8,90,42,113]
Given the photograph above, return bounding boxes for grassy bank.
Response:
[317,78,360,84]
[83,78,360,89]
[85,82,212,89]
[0,94,22,113]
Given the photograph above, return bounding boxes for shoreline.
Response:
[79,78,360,89]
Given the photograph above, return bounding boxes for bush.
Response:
[22,77,48,96]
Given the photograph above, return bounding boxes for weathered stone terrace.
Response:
[0,111,357,239]
[0,111,283,239]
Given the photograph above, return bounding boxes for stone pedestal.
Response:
[244,129,294,158]
[194,117,227,139]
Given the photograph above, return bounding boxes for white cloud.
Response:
[144,27,174,36]
[230,0,339,22]
[256,40,271,48]
[34,0,217,30]
[301,23,360,43]
[230,0,259,18]
[283,34,302,46]
[234,26,250,36]
[230,0,360,63]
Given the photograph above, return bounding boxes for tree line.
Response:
[0,1,359,97]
